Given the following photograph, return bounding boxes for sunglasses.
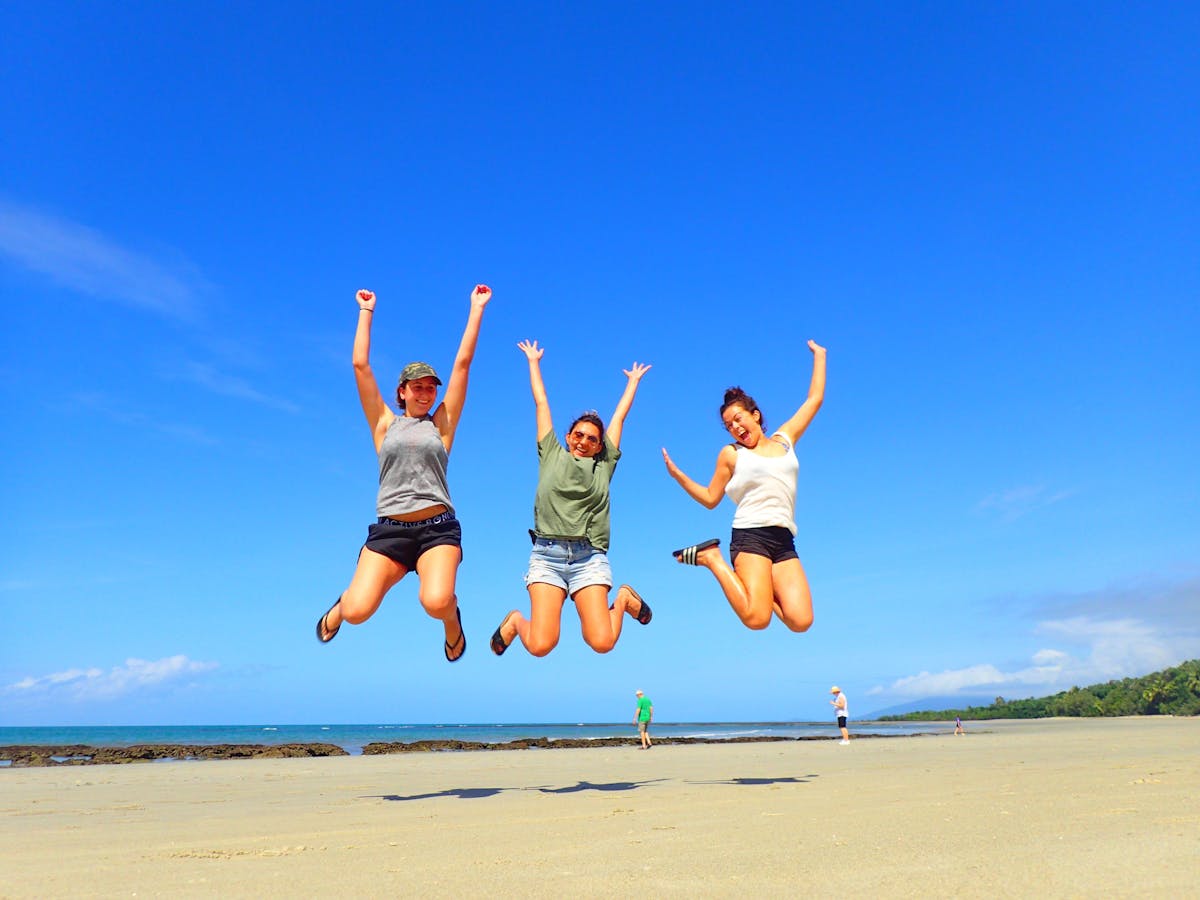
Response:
[570,430,601,446]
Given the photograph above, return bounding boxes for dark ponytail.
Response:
[720,386,765,430]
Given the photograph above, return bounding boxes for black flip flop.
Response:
[490,610,519,656]
[673,538,720,566]
[620,584,652,625]
[444,607,466,663]
[316,600,341,643]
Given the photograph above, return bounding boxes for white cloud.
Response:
[5,655,219,702]
[976,484,1073,521]
[0,200,205,320]
[177,360,300,413]
[870,614,1200,700]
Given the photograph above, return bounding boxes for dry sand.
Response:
[2,718,1197,898]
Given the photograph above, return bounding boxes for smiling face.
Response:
[398,376,439,416]
[566,419,603,458]
[722,402,763,447]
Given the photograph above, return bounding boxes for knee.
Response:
[338,593,372,625]
[585,634,617,654]
[744,611,773,631]
[525,637,558,658]
[789,613,814,633]
[418,588,456,618]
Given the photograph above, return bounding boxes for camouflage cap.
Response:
[399,361,442,385]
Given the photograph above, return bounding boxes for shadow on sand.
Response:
[369,778,669,802]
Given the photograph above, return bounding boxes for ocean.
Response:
[0,721,946,755]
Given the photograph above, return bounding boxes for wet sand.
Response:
[2,717,1196,898]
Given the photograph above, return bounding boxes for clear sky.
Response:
[2,2,1197,726]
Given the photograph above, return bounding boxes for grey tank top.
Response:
[376,414,453,517]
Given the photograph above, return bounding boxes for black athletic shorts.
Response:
[364,512,462,571]
[729,525,798,564]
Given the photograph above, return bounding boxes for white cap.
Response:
[635,689,643,695]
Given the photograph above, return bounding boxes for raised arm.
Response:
[351,289,394,449]
[435,284,491,450]
[661,444,737,509]
[518,339,553,441]
[776,340,827,446]
[606,362,651,449]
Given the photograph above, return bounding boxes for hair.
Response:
[567,411,606,456]
[720,386,765,431]
[568,411,605,436]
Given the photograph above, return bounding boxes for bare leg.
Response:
[574,583,642,653]
[770,558,814,632]
[683,544,776,629]
[326,547,408,632]
[414,544,465,660]
[502,583,567,657]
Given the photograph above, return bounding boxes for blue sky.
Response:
[2,2,1197,726]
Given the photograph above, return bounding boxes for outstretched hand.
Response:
[356,289,376,311]
[517,339,544,361]
[808,339,826,355]
[471,284,492,307]
[661,447,681,477]
[624,361,652,381]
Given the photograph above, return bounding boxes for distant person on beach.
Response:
[662,340,826,631]
[955,716,965,736]
[315,285,492,662]
[491,340,652,657]
[634,690,653,749]
[830,686,850,743]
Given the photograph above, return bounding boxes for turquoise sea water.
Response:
[0,721,946,755]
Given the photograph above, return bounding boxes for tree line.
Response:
[880,658,1200,720]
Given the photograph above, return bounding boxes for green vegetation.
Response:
[880,659,1200,720]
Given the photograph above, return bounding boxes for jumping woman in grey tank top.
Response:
[315,285,492,662]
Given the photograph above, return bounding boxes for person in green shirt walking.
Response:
[634,689,653,749]
[491,339,652,657]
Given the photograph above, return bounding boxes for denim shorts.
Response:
[730,525,798,564]
[525,537,612,596]
[365,512,462,572]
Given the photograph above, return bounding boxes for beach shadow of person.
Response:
[369,786,511,801]
[688,775,817,786]
[536,778,668,794]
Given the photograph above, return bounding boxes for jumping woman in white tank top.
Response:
[662,339,826,632]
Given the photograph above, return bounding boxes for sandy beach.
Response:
[2,717,1197,898]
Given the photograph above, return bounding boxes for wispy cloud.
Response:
[72,391,220,445]
[177,360,300,413]
[5,655,219,702]
[976,484,1073,522]
[0,200,206,320]
[869,614,1199,699]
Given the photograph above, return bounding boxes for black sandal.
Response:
[490,610,519,656]
[673,538,720,566]
[316,600,341,643]
[444,607,466,663]
[620,584,652,625]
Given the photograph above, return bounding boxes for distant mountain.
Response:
[862,696,996,719]
[877,659,1200,720]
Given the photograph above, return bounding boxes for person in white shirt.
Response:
[830,685,850,743]
[662,340,826,631]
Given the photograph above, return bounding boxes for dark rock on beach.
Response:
[361,735,837,754]
[0,742,349,767]
[1,733,907,767]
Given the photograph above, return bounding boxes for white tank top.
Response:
[724,432,798,535]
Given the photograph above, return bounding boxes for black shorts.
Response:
[837,716,848,728]
[729,525,798,564]
[364,512,462,572]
